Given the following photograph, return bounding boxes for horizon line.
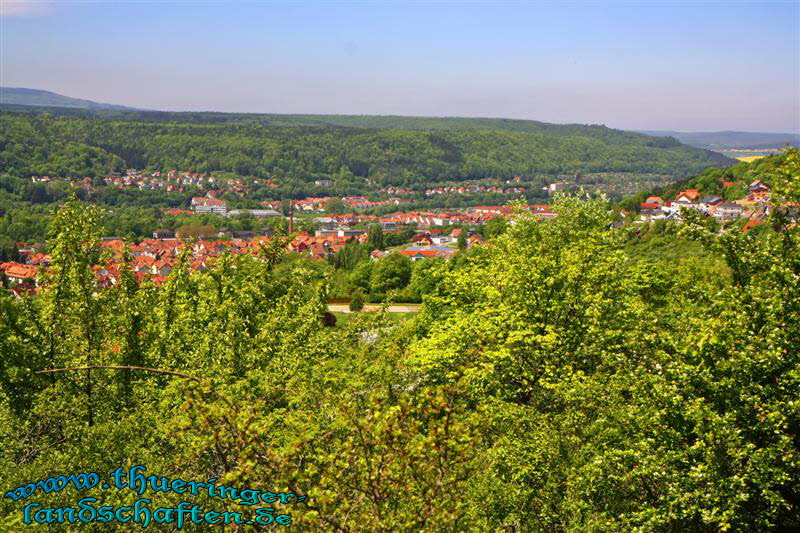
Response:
[1,86,798,136]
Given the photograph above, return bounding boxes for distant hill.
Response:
[0,97,705,140]
[3,87,793,153]
[638,130,800,150]
[0,87,138,111]
[0,102,740,153]
[0,103,734,189]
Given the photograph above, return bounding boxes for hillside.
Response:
[0,87,137,111]
[0,101,710,140]
[0,90,773,147]
[0,106,733,190]
[639,130,800,150]
[619,152,787,212]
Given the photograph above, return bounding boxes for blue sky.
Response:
[1,1,798,132]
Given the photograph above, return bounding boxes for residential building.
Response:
[399,246,456,261]
[748,180,771,203]
[153,229,175,239]
[674,189,701,205]
[715,202,744,221]
[191,196,228,216]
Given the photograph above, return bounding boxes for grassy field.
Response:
[736,155,767,163]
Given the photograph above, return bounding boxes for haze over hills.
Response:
[3,87,795,152]
[638,130,800,151]
[0,87,138,111]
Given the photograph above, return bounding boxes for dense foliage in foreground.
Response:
[0,152,797,531]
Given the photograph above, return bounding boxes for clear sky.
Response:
[1,1,798,132]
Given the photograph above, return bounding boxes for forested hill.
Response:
[2,102,715,139]
[0,105,733,184]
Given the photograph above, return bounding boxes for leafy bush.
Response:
[349,291,365,312]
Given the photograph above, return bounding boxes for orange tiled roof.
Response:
[1,262,38,280]
[677,189,701,201]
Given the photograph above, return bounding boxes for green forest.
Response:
[0,151,797,530]
[0,107,731,185]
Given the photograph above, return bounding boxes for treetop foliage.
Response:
[0,152,797,531]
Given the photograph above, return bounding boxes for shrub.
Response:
[349,291,365,312]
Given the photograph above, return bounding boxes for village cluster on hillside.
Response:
[28,169,537,201]
[635,179,774,229]
[26,166,671,209]
[32,169,262,196]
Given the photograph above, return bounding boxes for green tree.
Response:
[331,240,368,270]
[484,217,508,238]
[723,182,746,201]
[366,223,385,251]
[370,252,412,294]
[349,259,373,291]
[457,230,468,250]
[349,290,365,312]
[175,222,217,239]
[325,197,346,214]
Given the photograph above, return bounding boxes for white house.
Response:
[715,202,744,221]
[191,196,227,216]
[430,235,453,245]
